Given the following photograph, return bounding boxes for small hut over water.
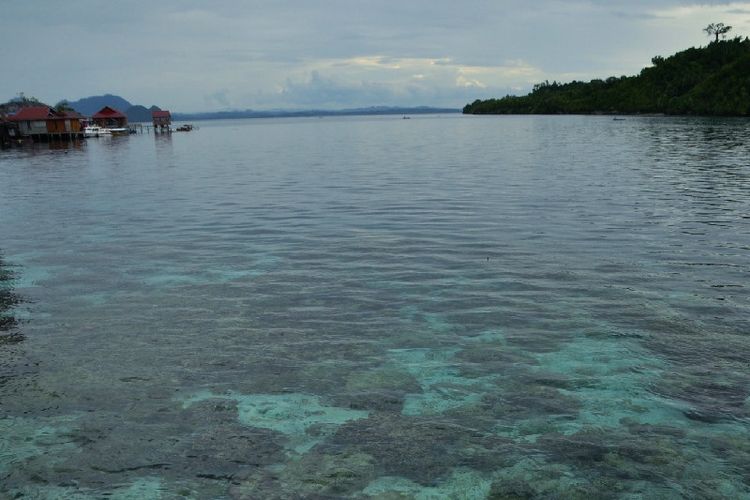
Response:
[92,106,127,128]
[7,106,83,142]
[152,110,171,132]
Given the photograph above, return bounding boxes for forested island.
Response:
[464,36,750,116]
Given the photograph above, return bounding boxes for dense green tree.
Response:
[463,38,750,116]
[14,92,39,104]
[55,100,74,112]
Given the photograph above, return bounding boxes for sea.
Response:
[1,114,749,499]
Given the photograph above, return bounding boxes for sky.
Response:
[2,0,750,112]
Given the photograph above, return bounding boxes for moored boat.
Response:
[83,125,111,137]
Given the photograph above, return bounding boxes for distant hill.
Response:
[126,105,162,123]
[4,93,458,122]
[0,95,53,117]
[67,94,133,116]
[66,95,167,121]
[464,38,750,116]
[172,106,460,121]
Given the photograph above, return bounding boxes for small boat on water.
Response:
[108,127,130,136]
[83,125,111,138]
[175,124,193,132]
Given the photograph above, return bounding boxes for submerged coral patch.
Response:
[0,255,21,334]
[231,450,377,498]
[181,390,368,454]
[362,468,492,499]
[388,348,499,416]
[528,335,680,434]
[327,413,497,485]
[0,415,80,476]
[9,476,166,500]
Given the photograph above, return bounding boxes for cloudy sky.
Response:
[2,1,749,111]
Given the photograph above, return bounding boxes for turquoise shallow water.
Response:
[1,115,749,498]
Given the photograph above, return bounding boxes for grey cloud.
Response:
[279,71,396,107]
[277,70,519,109]
[611,11,674,19]
[205,90,232,109]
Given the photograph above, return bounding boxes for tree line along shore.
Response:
[464,37,750,117]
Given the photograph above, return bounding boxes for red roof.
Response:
[8,106,59,121]
[92,106,126,119]
[8,107,84,121]
[152,110,171,118]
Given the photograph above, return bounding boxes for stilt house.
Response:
[92,106,127,128]
[7,106,83,141]
[152,110,171,131]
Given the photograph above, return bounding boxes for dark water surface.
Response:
[1,115,749,498]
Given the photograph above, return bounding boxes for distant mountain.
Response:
[464,37,750,116]
[32,93,458,122]
[125,105,149,122]
[67,94,132,116]
[172,106,460,121]
[126,104,162,123]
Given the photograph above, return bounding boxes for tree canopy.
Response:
[705,23,732,43]
[463,37,750,116]
[55,100,74,112]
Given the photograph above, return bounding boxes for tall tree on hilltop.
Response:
[55,100,74,112]
[704,23,732,42]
